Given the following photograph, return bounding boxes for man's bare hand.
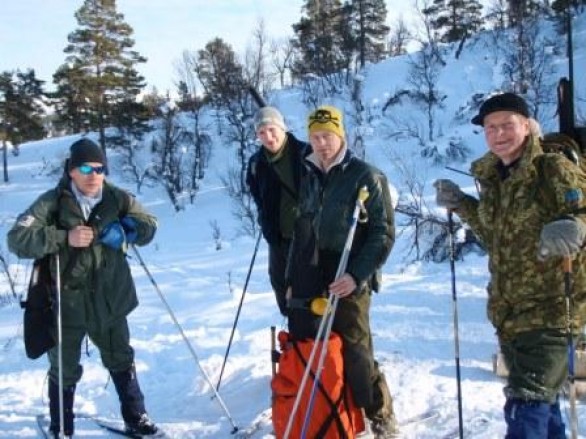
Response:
[68,225,94,248]
[328,273,356,298]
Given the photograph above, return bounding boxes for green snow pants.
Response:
[333,288,395,423]
[500,328,570,403]
[47,317,135,387]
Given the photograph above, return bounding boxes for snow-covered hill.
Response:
[1,12,586,438]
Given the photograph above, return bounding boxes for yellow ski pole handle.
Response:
[357,186,370,223]
[358,185,370,204]
[310,297,329,316]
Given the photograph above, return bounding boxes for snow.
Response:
[1,12,586,438]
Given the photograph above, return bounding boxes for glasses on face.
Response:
[308,109,340,128]
[78,164,106,175]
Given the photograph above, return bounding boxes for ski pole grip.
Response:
[563,256,573,274]
[310,297,328,316]
[358,186,369,205]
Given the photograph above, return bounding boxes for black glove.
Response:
[538,218,586,260]
[433,179,465,210]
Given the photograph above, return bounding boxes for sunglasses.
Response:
[78,164,106,175]
[308,109,340,128]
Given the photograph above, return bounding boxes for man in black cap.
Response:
[8,138,160,437]
[434,92,586,437]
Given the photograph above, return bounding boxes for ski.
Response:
[36,414,73,439]
[399,408,441,428]
[233,409,272,438]
[36,414,51,439]
[354,408,442,438]
[92,417,169,438]
[439,415,491,439]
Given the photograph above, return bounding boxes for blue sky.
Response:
[0,0,425,95]
[0,0,309,93]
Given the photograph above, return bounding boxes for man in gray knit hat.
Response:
[246,107,309,315]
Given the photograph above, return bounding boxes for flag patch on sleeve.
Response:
[16,214,35,228]
[565,188,583,208]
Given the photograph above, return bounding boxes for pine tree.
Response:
[551,0,586,13]
[51,62,92,134]
[506,0,544,25]
[291,0,348,78]
[423,0,483,45]
[194,38,247,108]
[58,0,147,155]
[346,0,390,68]
[0,69,46,182]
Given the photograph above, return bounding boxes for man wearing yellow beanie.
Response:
[287,105,398,437]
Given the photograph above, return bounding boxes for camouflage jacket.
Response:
[7,176,158,332]
[456,135,586,340]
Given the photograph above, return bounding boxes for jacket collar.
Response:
[471,134,543,182]
[305,146,352,173]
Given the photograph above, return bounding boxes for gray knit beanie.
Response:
[253,107,286,131]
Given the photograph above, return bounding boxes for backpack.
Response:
[541,132,586,173]
[20,254,57,359]
[271,330,365,439]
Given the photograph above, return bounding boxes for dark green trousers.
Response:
[333,289,395,422]
[501,329,570,403]
[268,239,291,316]
[48,317,135,387]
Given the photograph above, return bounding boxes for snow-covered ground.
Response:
[2,11,586,438]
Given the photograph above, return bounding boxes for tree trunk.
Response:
[3,140,8,183]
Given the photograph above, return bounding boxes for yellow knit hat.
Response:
[307,105,345,139]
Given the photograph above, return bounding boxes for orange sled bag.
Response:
[271,330,365,439]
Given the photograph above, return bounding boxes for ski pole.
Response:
[0,254,17,299]
[55,253,65,439]
[130,245,239,433]
[216,232,262,392]
[563,256,578,439]
[447,210,464,439]
[271,326,277,378]
[284,186,369,439]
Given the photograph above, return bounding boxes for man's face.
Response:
[256,123,286,154]
[483,111,530,165]
[309,130,343,169]
[69,162,105,196]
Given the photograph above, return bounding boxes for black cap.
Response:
[68,138,106,170]
[471,92,530,126]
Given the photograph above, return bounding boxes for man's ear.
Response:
[64,158,74,180]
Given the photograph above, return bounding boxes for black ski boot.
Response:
[48,379,75,438]
[110,364,159,436]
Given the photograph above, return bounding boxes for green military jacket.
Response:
[298,150,395,290]
[456,135,586,340]
[7,176,158,332]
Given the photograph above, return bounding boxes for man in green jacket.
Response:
[8,138,159,438]
[288,105,397,438]
[434,93,586,438]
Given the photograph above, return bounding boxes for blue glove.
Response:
[120,216,138,244]
[99,221,126,250]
